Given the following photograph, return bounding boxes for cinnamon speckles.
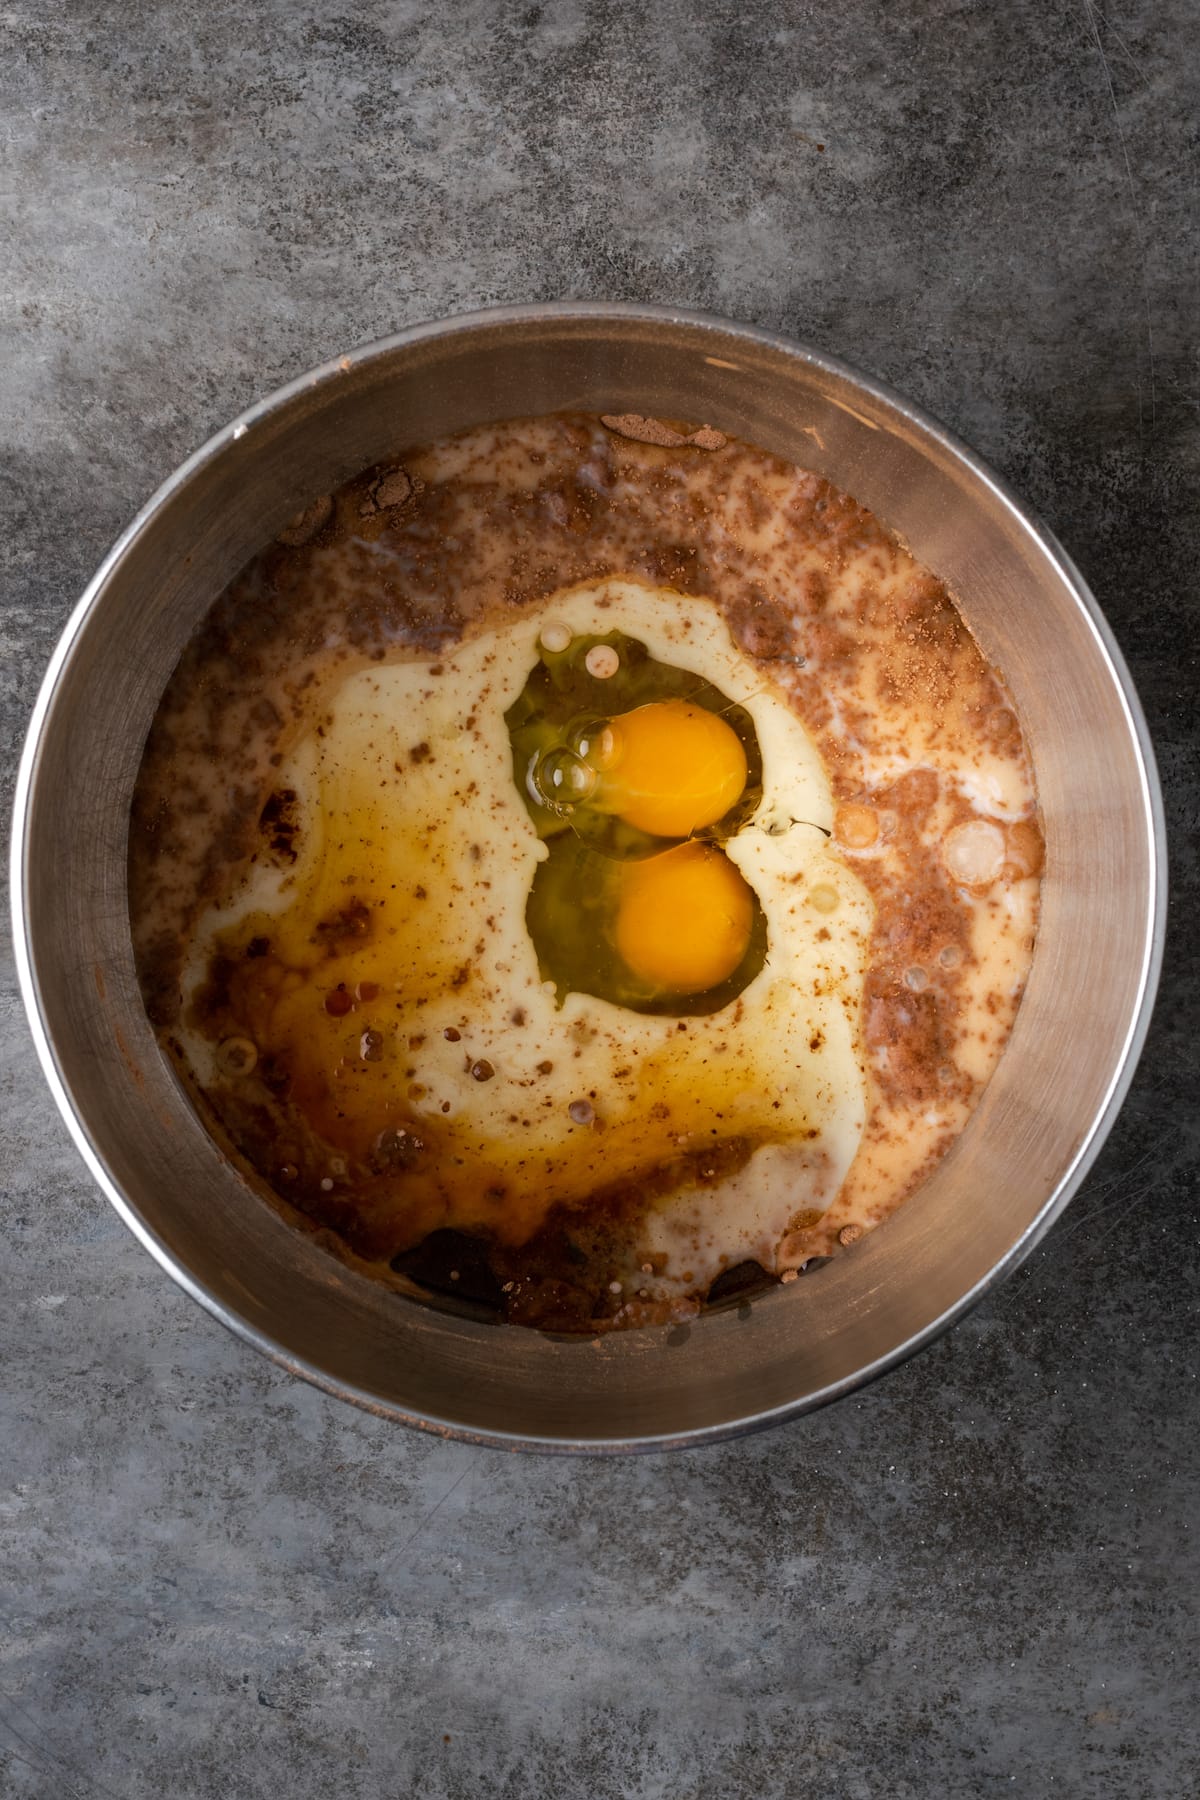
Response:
[601,413,684,447]
[687,426,728,451]
[376,469,415,508]
[729,601,804,663]
[277,495,333,546]
[259,788,300,862]
[359,466,416,516]
[313,897,371,949]
[601,413,727,451]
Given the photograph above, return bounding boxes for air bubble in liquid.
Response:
[585,645,620,679]
[536,748,597,808]
[569,718,619,769]
[539,620,572,654]
[943,819,1005,887]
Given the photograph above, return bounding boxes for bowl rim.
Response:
[9,300,1168,1453]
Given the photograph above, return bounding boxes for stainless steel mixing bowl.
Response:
[11,305,1165,1451]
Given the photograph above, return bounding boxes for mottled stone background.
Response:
[2,4,1197,1795]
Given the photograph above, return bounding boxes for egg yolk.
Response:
[595,699,748,838]
[614,841,754,994]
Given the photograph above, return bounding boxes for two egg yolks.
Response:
[585,700,755,995]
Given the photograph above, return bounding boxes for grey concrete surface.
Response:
[2,3,1197,1795]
